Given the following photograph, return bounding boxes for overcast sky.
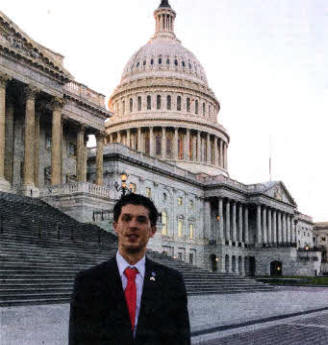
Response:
[2,0,327,222]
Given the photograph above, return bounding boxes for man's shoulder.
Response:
[75,256,116,282]
[147,257,184,281]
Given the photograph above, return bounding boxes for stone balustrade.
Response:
[64,81,105,108]
[40,182,113,198]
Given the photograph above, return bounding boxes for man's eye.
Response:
[122,215,131,221]
[137,217,147,223]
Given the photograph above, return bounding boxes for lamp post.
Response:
[114,172,134,197]
[305,244,310,260]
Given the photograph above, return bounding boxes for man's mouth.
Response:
[127,234,139,241]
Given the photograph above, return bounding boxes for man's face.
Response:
[114,204,156,256]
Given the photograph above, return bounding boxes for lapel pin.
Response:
[150,271,156,281]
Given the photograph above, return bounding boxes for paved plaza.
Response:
[1,286,328,345]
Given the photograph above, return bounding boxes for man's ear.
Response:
[113,222,118,234]
[150,226,157,238]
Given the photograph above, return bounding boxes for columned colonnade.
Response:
[0,73,105,194]
[108,126,228,169]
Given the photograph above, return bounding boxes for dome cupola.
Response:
[106,1,230,177]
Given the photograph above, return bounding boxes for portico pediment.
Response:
[0,11,71,82]
[255,181,297,207]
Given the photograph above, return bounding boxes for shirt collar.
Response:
[116,250,146,279]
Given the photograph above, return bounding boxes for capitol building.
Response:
[0,0,322,276]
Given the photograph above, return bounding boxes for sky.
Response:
[2,0,327,222]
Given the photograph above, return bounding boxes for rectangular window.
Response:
[177,96,181,111]
[195,100,199,114]
[186,98,190,112]
[122,100,125,114]
[167,95,171,110]
[177,197,183,206]
[189,253,194,264]
[146,187,152,198]
[147,96,151,110]
[162,211,168,235]
[138,96,142,111]
[203,102,205,116]
[68,143,76,157]
[178,219,183,237]
[129,98,133,112]
[45,135,52,150]
[157,95,161,110]
[129,183,137,193]
[189,224,194,239]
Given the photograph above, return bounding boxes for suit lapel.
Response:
[135,258,162,342]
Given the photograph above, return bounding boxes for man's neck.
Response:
[118,248,145,265]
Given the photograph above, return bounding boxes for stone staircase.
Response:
[0,192,273,307]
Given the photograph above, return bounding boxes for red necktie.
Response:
[124,267,138,331]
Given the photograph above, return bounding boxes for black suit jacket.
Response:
[69,256,191,345]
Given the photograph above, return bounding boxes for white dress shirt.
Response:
[116,251,145,335]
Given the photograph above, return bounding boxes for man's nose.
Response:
[128,217,139,228]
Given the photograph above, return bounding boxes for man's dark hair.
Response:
[113,193,158,226]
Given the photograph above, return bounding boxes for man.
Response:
[69,193,191,345]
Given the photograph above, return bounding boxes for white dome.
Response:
[121,37,208,86]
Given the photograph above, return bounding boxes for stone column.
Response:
[241,256,246,276]
[218,198,224,243]
[232,202,237,242]
[268,209,272,244]
[174,128,179,160]
[224,143,228,169]
[34,113,40,187]
[282,213,286,243]
[126,129,131,148]
[228,255,232,273]
[262,207,267,244]
[4,96,14,185]
[235,256,239,275]
[204,201,211,241]
[22,85,39,195]
[137,128,142,152]
[214,137,218,167]
[244,207,249,244]
[184,128,190,160]
[219,139,223,167]
[257,205,262,244]
[206,133,211,164]
[95,132,105,186]
[0,74,11,192]
[221,255,226,273]
[76,125,86,182]
[117,131,121,144]
[272,210,277,244]
[277,212,282,244]
[149,127,154,156]
[197,131,201,162]
[225,200,230,242]
[238,204,243,243]
[51,98,64,186]
[82,136,88,182]
[161,127,166,159]
[292,217,296,244]
[288,215,292,244]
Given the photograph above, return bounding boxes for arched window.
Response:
[208,105,211,116]
[138,96,142,111]
[186,98,191,112]
[129,98,133,112]
[177,96,181,111]
[174,59,178,66]
[182,61,185,67]
[195,100,199,114]
[143,60,146,65]
[157,95,161,110]
[162,211,168,235]
[147,95,151,110]
[151,58,154,65]
[158,57,162,65]
[167,95,171,110]
[203,102,206,116]
[122,100,125,115]
[166,58,170,65]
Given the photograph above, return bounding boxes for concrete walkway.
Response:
[1,286,328,345]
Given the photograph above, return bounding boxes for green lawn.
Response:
[256,276,328,286]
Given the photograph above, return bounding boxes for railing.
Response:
[64,81,106,108]
[40,182,113,199]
